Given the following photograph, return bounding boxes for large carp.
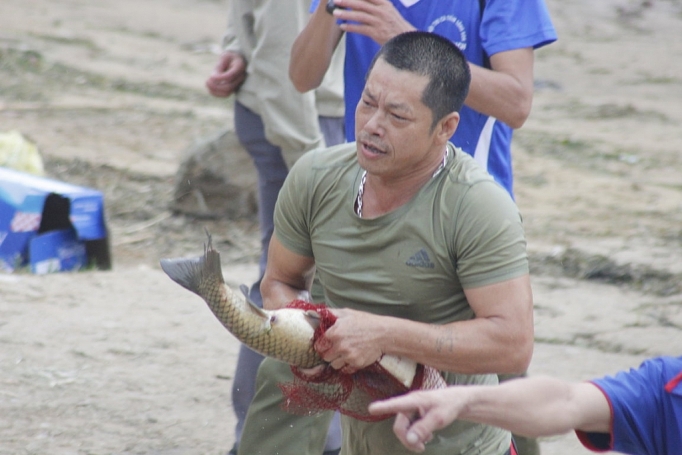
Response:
[159,234,418,388]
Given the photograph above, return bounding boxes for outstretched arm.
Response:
[369,376,612,453]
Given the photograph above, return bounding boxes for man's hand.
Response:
[368,389,466,453]
[205,51,247,98]
[314,308,385,373]
[331,0,415,45]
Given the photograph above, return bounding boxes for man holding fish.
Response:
[251,31,533,455]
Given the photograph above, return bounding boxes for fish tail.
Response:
[160,233,224,295]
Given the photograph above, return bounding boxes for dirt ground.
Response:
[1,0,681,454]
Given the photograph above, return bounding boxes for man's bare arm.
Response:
[319,274,534,375]
[261,235,316,310]
[369,377,612,453]
[466,48,535,129]
[289,1,344,93]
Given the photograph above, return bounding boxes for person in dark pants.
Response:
[205,1,346,453]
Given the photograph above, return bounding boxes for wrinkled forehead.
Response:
[364,58,429,106]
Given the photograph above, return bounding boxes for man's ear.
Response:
[435,112,460,144]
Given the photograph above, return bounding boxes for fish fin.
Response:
[378,355,417,388]
[160,256,204,294]
[304,310,322,330]
[159,230,225,295]
[239,283,250,299]
[239,283,269,319]
[202,231,225,284]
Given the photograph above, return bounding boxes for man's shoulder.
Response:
[446,145,500,191]
[591,356,682,401]
[285,142,358,195]
[294,142,357,172]
[638,356,682,387]
[440,145,521,228]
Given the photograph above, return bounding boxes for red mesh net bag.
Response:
[278,300,446,422]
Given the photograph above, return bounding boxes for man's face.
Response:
[355,58,443,180]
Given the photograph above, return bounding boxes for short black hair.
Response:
[368,31,471,130]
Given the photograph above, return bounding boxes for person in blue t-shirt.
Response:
[290,0,557,197]
[369,356,682,455]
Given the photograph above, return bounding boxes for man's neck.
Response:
[359,145,449,219]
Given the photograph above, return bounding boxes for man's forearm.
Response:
[462,377,579,436]
[260,280,308,310]
[465,48,535,128]
[377,315,533,375]
[462,376,610,436]
[370,276,534,375]
[289,1,343,92]
[370,375,611,452]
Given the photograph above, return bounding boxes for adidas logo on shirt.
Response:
[406,249,435,269]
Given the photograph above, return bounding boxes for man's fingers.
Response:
[205,67,245,98]
[393,412,426,452]
[315,335,333,353]
[406,430,420,445]
[369,396,442,452]
[368,395,418,415]
[335,0,383,10]
[369,399,427,450]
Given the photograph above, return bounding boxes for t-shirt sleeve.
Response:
[574,383,614,453]
[273,151,316,257]
[453,180,528,288]
[575,357,676,455]
[481,0,557,56]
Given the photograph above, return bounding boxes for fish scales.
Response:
[160,237,323,369]
[160,234,420,387]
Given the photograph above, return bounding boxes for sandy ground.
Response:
[1,0,682,454]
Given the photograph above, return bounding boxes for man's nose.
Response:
[364,110,385,136]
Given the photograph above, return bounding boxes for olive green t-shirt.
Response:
[274,142,528,455]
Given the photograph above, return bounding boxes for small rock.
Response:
[171,128,257,220]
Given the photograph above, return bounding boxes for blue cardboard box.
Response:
[0,166,111,273]
[29,229,88,274]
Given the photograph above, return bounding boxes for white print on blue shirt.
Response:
[427,15,468,51]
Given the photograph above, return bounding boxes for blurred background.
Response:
[1,0,681,453]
